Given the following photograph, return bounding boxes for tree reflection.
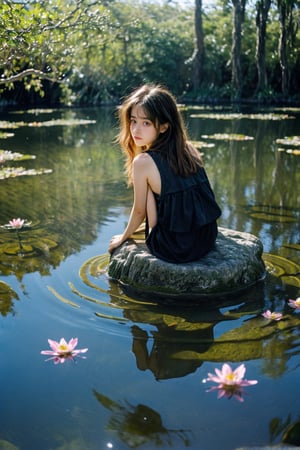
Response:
[70,251,300,380]
[0,280,18,316]
[93,390,191,448]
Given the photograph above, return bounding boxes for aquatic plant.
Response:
[1,218,32,230]
[262,310,283,321]
[201,133,254,141]
[288,298,300,310]
[41,337,88,364]
[204,363,258,402]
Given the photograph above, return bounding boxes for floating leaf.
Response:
[173,314,300,363]
[190,113,294,120]
[283,243,300,252]
[246,204,297,223]
[28,119,96,127]
[201,133,254,141]
[47,285,80,308]
[0,150,36,163]
[3,243,34,255]
[277,147,300,155]
[13,108,56,114]
[286,149,300,155]
[250,212,296,222]
[190,140,215,149]
[263,253,300,287]
[0,121,21,129]
[0,166,52,180]
[0,118,96,129]
[95,311,128,322]
[68,281,123,309]
[276,136,300,147]
[0,132,14,139]
[162,314,212,331]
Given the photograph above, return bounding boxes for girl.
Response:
[108,84,221,263]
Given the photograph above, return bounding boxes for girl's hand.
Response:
[108,234,124,254]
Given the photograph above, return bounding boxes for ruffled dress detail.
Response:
[145,151,221,263]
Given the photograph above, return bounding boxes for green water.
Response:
[0,105,299,450]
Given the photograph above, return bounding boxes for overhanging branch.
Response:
[0,68,63,85]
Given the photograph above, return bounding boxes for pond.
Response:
[0,105,299,450]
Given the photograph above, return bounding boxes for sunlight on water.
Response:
[0,106,299,450]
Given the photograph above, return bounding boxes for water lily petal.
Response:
[288,298,300,309]
[233,363,246,380]
[68,337,78,350]
[41,337,88,363]
[72,348,88,355]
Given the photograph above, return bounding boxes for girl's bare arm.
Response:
[108,154,149,253]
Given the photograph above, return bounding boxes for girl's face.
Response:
[130,105,167,149]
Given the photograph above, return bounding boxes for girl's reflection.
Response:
[131,323,214,380]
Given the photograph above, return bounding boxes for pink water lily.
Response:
[262,310,283,321]
[1,218,32,230]
[41,338,88,364]
[204,363,258,402]
[288,298,300,310]
[9,218,25,229]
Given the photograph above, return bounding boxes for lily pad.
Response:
[190,140,215,149]
[0,166,52,180]
[190,113,294,120]
[173,314,300,363]
[0,132,14,139]
[201,133,254,141]
[0,121,20,129]
[286,149,300,155]
[3,243,35,255]
[263,253,300,287]
[12,108,56,114]
[276,136,300,147]
[246,204,297,223]
[0,150,36,163]
[28,119,96,127]
[278,147,300,155]
[0,118,96,129]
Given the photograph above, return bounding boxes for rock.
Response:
[108,227,266,301]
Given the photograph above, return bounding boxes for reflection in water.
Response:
[93,391,191,448]
[45,252,300,380]
[130,323,212,380]
[270,415,300,446]
[0,107,299,449]
[0,280,18,316]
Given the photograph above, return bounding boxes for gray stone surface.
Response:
[108,227,266,300]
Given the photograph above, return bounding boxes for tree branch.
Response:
[0,68,62,85]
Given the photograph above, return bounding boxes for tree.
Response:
[277,0,298,96]
[231,0,247,100]
[189,0,205,91]
[0,0,109,99]
[255,0,272,96]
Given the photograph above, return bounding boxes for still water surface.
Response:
[0,106,299,450]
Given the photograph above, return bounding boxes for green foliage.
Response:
[0,0,109,102]
[67,1,194,103]
[0,0,299,105]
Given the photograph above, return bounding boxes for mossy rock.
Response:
[108,227,266,301]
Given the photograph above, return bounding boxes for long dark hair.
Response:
[118,84,202,183]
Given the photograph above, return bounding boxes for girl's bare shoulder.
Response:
[133,152,153,167]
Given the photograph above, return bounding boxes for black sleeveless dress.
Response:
[145,150,222,263]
